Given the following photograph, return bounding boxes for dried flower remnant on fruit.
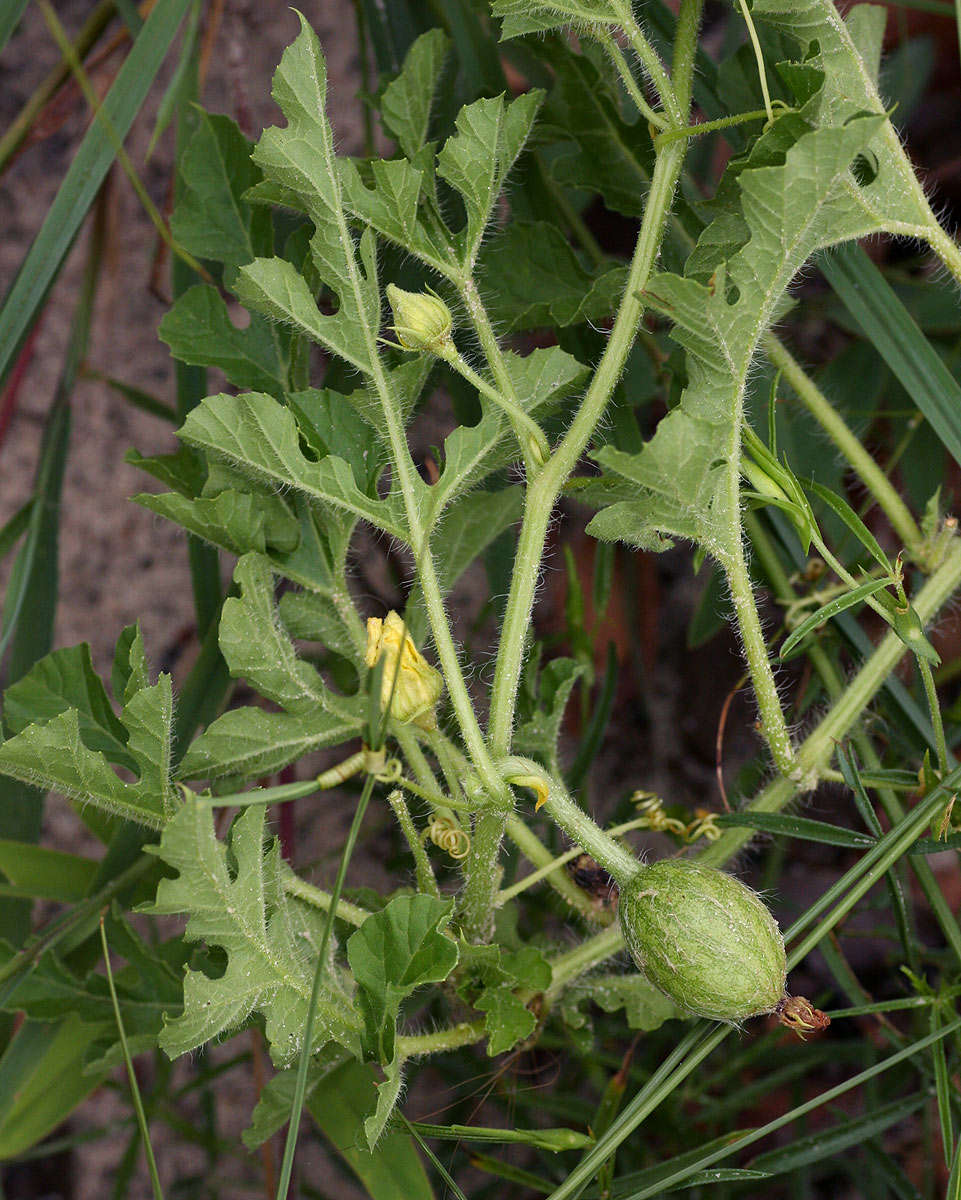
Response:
[386,284,453,354]
[365,611,443,730]
[776,995,830,1039]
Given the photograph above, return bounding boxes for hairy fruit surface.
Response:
[619,860,786,1022]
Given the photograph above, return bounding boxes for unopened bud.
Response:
[386,284,453,354]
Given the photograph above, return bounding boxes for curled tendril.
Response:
[425,816,471,860]
[631,792,721,844]
[373,756,403,785]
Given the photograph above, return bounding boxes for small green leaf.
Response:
[347,894,459,1064]
[475,986,537,1055]
[588,973,681,1031]
[492,0,619,39]
[159,285,289,396]
[805,479,892,573]
[134,488,297,558]
[779,577,891,660]
[0,649,176,828]
[177,704,365,783]
[218,554,327,712]
[479,222,627,331]
[0,842,98,902]
[170,111,268,268]
[514,656,586,777]
[380,28,451,158]
[436,90,543,269]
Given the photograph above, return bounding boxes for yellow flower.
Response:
[365,612,443,730]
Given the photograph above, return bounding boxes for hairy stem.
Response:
[487,139,690,756]
[396,1020,485,1059]
[502,757,640,888]
[386,789,440,898]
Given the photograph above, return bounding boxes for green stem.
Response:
[459,809,510,940]
[654,108,770,148]
[276,771,376,1198]
[720,537,798,780]
[437,344,548,470]
[925,222,961,290]
[763,333,924,561]
[501,757,640,888]
[500,815,650,905]
[918,657,949,776]
[736,0,774,124]
[545,924,624,1002]
[611,0,681,124]
[396,1020,485,1059]
[487,140,690,756]
[386,788,441,897]
[598,29,668,129]
[456,278,549,473]
[282,874,369,926]
[503,816,611,922]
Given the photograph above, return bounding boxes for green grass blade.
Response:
[713,810,876,849]
[0,0,191,384]
[819,243,961,466]
[100,917,164,1199]
[81,370,178,423]
[276,771,377,1200]
[401,1116,469,1200]
[932,1003,955,1166]
[0,499,34,562]
[779,577,891,660]
[0,0,29,56]
[623,1022,961,1198]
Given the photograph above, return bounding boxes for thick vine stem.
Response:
[487,139,691,757]
[395,1020,486,1060]
[762,333,925,562]
[718,538,800,782]
[500,757,641,889]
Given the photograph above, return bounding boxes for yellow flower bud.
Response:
[386,284,453,354]
[365,611,443,730]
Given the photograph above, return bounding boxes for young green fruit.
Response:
[619,860,786,1023]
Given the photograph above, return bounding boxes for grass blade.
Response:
[0,499,34,563]
[0,0,29,56]
[100,916,164,1199]
[713,811,876,849]
[0,0,191,385]
[819,242,961,466]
